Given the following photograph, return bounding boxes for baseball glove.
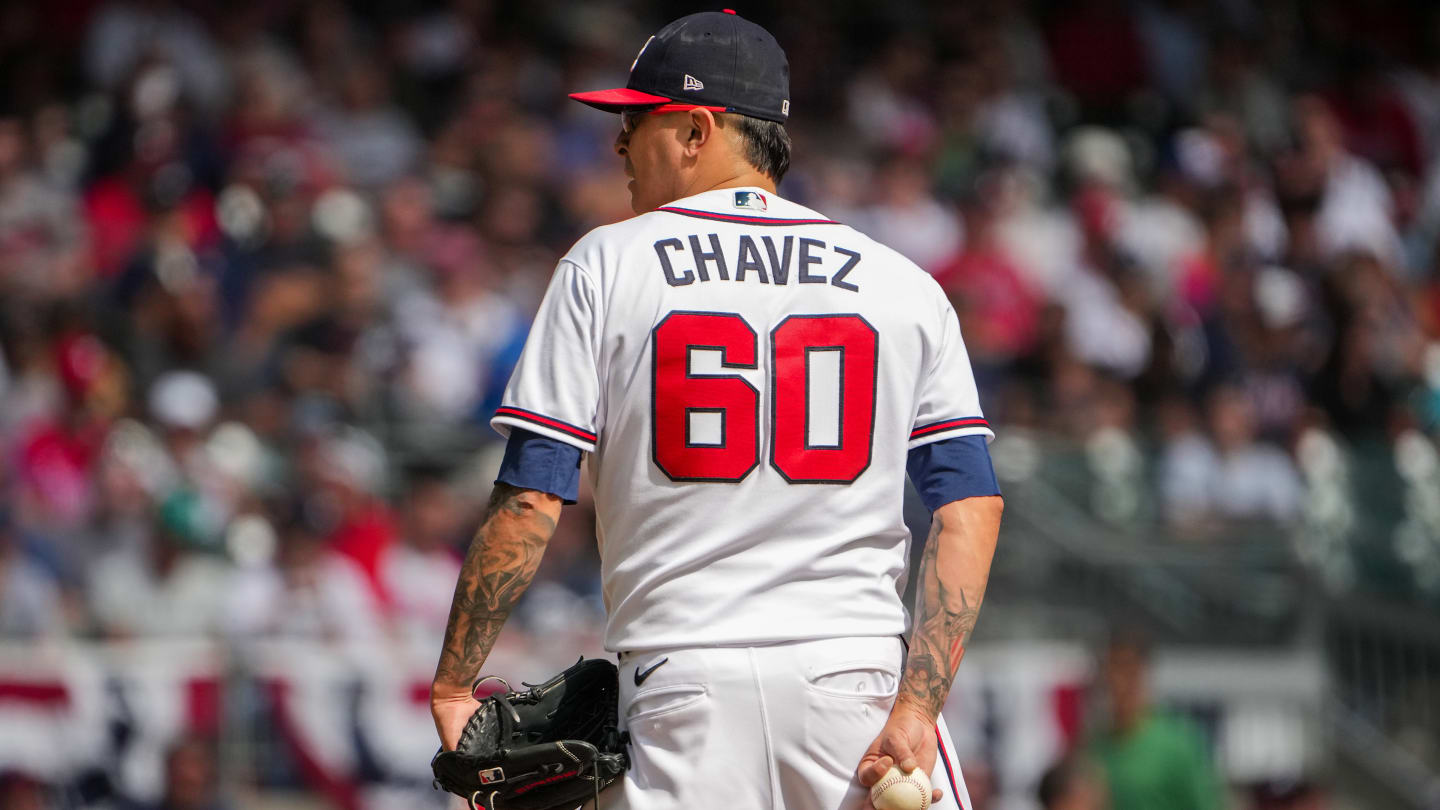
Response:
[431,657,629,810]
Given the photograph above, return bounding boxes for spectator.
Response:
[392,226,526,424]
[84,3,228,115]
[933,168,1043,371]
[13,326,120,540]
[1198,36,1290,159]
[0,509,65,639]
[1157,396,1218,527]
[844,36,938,153]
[1159,386,1303,526]
[224,502,382,644]
[120,736,231,810]
[88,489,230,637]
[1089,630,1223,810]
[0,113,88,301]
[852,151,963,274]
[314,429,397,611]
[1037,754,1108,810]
[1135,0,1209,116]
[381,470,464,644]
[1057,130,1155,379]
[0,772,53,810]
[958,758,998,810]
[1288,95,1403,266]
[311,60,422,189]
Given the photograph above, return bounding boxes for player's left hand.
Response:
[857,700,945,807]
[429,684,481,751]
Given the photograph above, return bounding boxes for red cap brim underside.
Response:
[568,87,673,112]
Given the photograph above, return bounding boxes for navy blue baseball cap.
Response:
[569,10,791,124]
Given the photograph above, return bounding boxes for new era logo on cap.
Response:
[683,74,704,91]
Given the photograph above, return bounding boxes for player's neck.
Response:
[674,167,777,203]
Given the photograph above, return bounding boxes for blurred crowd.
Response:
[3,1,1436,807]
[0,0,1438,652]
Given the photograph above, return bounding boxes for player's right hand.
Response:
[857,700,945,807]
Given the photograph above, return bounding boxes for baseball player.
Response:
[430,10,1004,810]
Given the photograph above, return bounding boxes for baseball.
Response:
[869,766,932,810]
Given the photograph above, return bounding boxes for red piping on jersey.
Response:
[494,406,598,443]
[936,725,966,810]
[910,417,989,439]
[656,206,838,226]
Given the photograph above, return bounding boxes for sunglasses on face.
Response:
[620,104,728,135]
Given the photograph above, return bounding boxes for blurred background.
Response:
[0,0,1439,809]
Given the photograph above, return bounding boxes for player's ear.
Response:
[685,108,715,153]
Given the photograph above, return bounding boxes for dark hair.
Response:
[725,114,791,183]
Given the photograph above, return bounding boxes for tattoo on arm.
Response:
[434,483,558,688]
[898,513,985,719]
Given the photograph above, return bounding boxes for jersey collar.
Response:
[655,187,836,225]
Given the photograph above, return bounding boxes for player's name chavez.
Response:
[653,233,862,292]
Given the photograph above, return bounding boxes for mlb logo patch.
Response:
[734,191,767,211]
[478,767,505,785]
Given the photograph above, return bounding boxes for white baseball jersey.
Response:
[492,187,991,652]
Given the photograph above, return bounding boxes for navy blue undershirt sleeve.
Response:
[494,428,583,504]
[906,434,1001,513]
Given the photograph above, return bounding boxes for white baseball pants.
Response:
[599,636,970,810]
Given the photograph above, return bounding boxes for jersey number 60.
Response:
[651,311,877,484]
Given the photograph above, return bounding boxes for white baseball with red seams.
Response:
[871,766,933,810]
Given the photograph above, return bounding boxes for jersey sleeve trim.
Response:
[493,406,598,448]
[911,417,989,439]
[908,417,994,449]
[656,206,838,226]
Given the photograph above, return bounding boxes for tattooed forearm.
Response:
[433,483,560,689]
[897,495,1002,720]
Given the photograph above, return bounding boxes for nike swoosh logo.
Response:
[633,657,669,687]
